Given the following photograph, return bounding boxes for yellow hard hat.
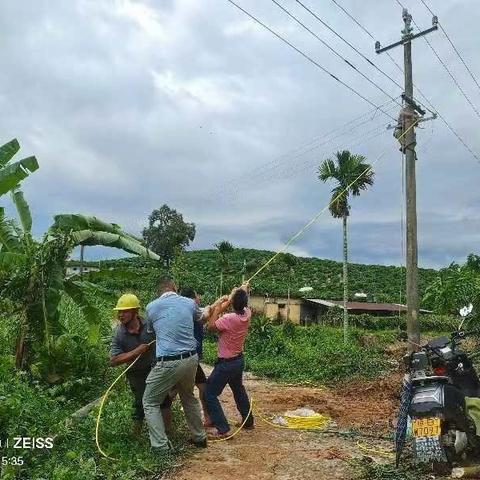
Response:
[113,293,140,311]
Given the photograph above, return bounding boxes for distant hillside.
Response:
[96,248,437,305]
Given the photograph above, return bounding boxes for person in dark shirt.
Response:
[179,287,211,427]
[110,293,173,437]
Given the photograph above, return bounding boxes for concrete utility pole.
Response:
[375,9,438,351]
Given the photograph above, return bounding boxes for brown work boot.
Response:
[132,419,143,438]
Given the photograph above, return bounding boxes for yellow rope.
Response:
[96,120,417,457]
[209,399,330,444]
[356,441,394,458]
[95,339,156,459]
[209,398,255,442]
[256,408,330,430]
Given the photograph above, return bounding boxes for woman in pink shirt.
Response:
[204,284,254,438]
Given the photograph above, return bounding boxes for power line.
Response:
[329,0,405,76]
[274,122,391,178]
[222,118,393,203]
[225,0,397,120]
[215,99,400,199]
[395,0,480,121]
[328,0,480,163]
[418,0,480,94]
[435,112,480,163]
[271,0,400,104]
[295,0,403,91]
[213,99,400,205]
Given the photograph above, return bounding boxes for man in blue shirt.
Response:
[143,276,207,450]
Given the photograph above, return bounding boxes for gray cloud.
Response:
[0,0,479,268]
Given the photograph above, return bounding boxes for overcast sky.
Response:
[1,0,479,269]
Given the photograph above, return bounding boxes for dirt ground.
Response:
[163,368,402,480]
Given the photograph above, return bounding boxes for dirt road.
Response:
[165,370,401,480]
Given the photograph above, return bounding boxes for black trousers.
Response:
[127,368,172,420]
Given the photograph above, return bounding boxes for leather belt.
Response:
[216,353,243,363]
[157,349,197,362]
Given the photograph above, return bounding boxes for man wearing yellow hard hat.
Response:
[110,293,172,437]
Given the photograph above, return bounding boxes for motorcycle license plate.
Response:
[412,417,441,437]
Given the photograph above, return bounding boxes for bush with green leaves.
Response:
[423,255,480,317]
[203,317,396,384]
[350,459,431,480]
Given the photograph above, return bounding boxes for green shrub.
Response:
[350,459,431,480]
[203,319,394,384]
[321,312,459,332]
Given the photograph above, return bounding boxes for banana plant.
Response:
[1,211,159,376]
[0,141,159,378]
[0,139,39,198]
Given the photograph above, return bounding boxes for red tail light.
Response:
[433,366,447,375]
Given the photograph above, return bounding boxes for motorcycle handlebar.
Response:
[452,328,480,340]
[417,329,480,353]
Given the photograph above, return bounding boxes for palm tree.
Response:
[280,253,297,322]
[215,240,234,294]
[318,150,374,343]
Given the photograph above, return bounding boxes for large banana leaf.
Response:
[0,208,21,252]
[0,139,20,167]
[0,156,39,196]
[52,214,143,242]
[64,279,101,344]
[52,214,122,234]
[11,187,32,234]
[71,230,159,260]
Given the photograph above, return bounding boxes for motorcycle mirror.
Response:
[460,304,473,317]
[459,303,473,330]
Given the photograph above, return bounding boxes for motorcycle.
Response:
[395,305,480,468]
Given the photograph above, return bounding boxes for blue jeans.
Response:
[205,355,253,434]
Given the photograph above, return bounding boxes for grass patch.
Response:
[0,356,186,480]
[350,459,431,480]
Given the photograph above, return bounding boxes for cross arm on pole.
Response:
[375,11,438,55]
[375,24,438,54]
